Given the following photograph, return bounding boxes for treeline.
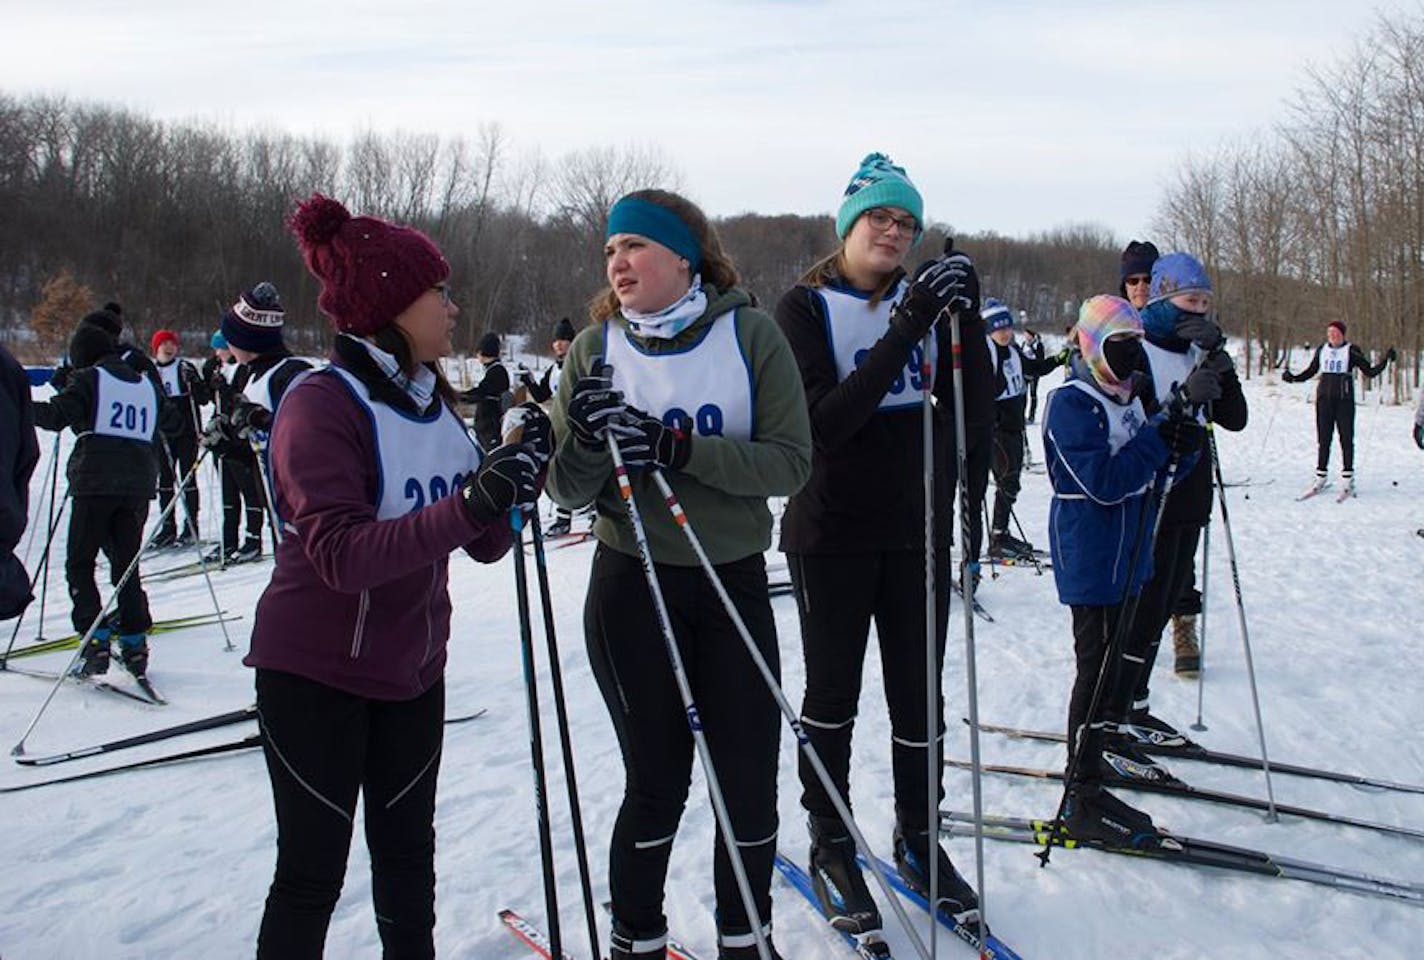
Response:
[1152,8,1423,394]
[0,90,1122,362]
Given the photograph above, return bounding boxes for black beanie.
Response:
[221,282,286,354]
[82,308,122,337]
[69,324,117,370]
[477,332,501,357]
[1120,240,1160,289]
[552,317,576,342]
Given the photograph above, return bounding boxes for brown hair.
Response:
[588,189,740,323]
[371,323,458,408]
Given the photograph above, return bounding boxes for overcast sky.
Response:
[1,0,1412,240]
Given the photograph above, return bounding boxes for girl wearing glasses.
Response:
[774,153,987,938]
[246,194,549,958]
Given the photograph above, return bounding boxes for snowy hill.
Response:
[2,360,1421,959]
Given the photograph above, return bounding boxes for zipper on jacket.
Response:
[420,567,437,668]
[350,589,370,659]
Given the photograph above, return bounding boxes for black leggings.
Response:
[789,549,950,830]
[157,432,200,538]
[586,546,780,941]
[964,421,993,563]
[1128,525,1202,711]
[255,669,445,960]
[65,496,151,635]
[1068,603,1138,782]
[1315,395,1356,474]
[218,454,265,551]
[990,425,1025,535]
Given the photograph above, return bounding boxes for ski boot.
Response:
[117,633,150,679]
[958,560,982,597]
[610,918,669,959]
[990,531,1035,560]
[230,538,262,564]
[149,528,177,549]
[545,513,572,537]
[1172,615,1201,676]
[892,819,981,928]
[174,527,201,548]
[71,626,113,677]
[1062,780,1173,850]
[1339,471,1355,499]
[1122,708,1190,748]
[716,925,782,960]
[1099,736,1179,785]
[808,814,881,934]
[202,543,229,565]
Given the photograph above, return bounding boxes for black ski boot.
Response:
[808,814,881,934]
[892,819,981,927]
[230,539,262,564]
[1122,709,1190,748]
[1100,735,1179,785]
[545,514,572,537]
[117,633,149,679]
[1062,781,1173,850]
[71,628,112,677]
[610,918,668,959]
[149,528,177,549]
[202,543,229,564]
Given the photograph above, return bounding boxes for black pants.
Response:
[789,548,950,831]
[1026,378,1040,422]
[964,421,993,563]
[1315,395,1356,473]
[1128,525,1202,710]
[586,546,780,940]
[255,669,445,960]
[1067,603,1139,783]
[65,496,152,635]
[990,425,1026,535]
[219,453,265,552]
[157,433,200,538]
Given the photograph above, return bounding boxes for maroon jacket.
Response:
[244,355,511,699]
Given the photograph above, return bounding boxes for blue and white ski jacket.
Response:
[1042,367,1172,606]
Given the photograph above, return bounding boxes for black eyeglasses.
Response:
[432,283,452,306]
[865,208,918,236]
[1124,276,1150,287]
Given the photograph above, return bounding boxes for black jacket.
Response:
[990,338,1061,432]
[33,357,160,499]
[1,344,38,618]
[153,357,210,441]
[775,279,992,554]
[460,360,510,449]
[1283,342,1389,402]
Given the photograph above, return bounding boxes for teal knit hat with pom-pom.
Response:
[835,152,923,239]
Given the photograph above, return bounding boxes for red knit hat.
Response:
[288,194,449,336]
[1328,319,1347,336]
[150,329,179,352]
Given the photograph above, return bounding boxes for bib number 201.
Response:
[109,402,149,434]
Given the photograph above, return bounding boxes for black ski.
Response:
[15,706,258,766]
[944,756,1424,841]
[950,582,994,622]
[2,709,487,794]
[940,811,1424,906]
[1,663,166,705]
[974,720,1424,795]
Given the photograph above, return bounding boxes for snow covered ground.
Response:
[3,354,1422,960]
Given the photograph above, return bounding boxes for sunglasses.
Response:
[1124,276,1150,288]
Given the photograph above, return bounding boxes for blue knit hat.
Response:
[836,153,923,239]
[982,298,1014,332]
[1147,253,1212,306]
[210,330,227,350]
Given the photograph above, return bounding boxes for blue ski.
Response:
[861,855,1025,960]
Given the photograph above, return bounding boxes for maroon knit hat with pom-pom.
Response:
[288,194,449,336]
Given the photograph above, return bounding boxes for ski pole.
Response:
[921,326,941,960]
[1206,419,1279,820]
[527,511,600,960]
[648,469,933,960]
[2,487,71,666]
[509,508,563,957]
[21,430,60,567]
[1008,504,1044,576]
[946,306,990,960]
[9,449,207,756]
[607,436,772,960]
[1190,507,1213,734]
[160,435,233,653]
[247,436,285,547]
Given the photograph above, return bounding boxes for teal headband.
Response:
[606,197,702,272]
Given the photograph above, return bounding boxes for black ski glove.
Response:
[460,444,539,524]
[198,417,228,450]
[500,401,554,467]
[1174,315,1225,351]
[1385,346,1398,364]
[889,252,978,341]
[1158,413,1205,457]
[566,362,627,449]
[230,400,269,439]
[1413,421,1423,450]
[1183,367,1223,405]
[615,407,693,471]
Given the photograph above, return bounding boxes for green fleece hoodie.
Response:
[547,286,811,566]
